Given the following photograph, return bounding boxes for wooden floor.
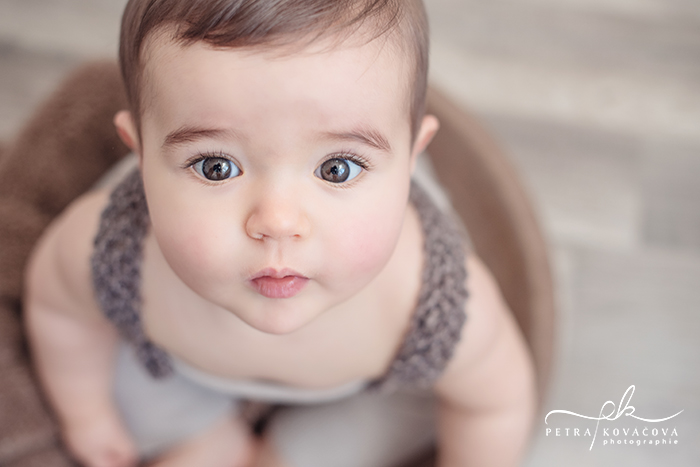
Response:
[1,0,698,465]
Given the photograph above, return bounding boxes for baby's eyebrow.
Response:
[162,125,392,153]
[322,127,392,154]
[162,126,243,148]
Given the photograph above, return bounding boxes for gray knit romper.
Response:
[92,168,468,394]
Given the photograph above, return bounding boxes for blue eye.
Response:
[193,157,241,181]
[315,157,363,183]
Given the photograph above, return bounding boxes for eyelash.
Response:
[180,151,240,186]
[324,152,372,171]
[181,150,374,185]
[320,152,373,188]
[182,150,235,170]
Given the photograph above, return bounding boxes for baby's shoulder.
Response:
[25,189,111,320]
[432,253,535,406]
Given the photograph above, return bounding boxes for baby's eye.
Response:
[192,157,241,181]
[315,157,363,184]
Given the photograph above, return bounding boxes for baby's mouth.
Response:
[249,268,309,299]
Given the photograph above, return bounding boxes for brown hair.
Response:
[119,0,429,142]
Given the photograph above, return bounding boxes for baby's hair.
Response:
[119,0,429,143]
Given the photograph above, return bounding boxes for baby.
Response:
[24,1,535,466]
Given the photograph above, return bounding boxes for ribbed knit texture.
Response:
[91,169,173,377]
[369,179,468,393]
[92,168,468,390]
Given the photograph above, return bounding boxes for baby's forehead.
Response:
[141,30,413,116]
[138,31,414,149]
[144,25,408,72]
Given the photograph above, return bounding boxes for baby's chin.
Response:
[177,265,382,335]
[229,299,327,336]
[223,279,374,336]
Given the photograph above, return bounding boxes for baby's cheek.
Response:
[153,215,233,289]
[332,210,402,280]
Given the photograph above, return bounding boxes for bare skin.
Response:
[144,416,256,467]
[25,176,425,467]
[26,187,534,467]
[24,31,535,467]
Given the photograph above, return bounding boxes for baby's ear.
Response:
[114,110,140,153]
[410,114,440,173]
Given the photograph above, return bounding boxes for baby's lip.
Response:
[248,268,309,299]
[250,267,307,281]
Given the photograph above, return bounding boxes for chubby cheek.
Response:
[149,199,240,294]
[326,199,406,290]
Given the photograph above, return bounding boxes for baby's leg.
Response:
[145,414,256,467]
[113,342,251,464]
[257,388,436,467]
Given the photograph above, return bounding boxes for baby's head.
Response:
[118,0,431,146]
[114,0,440,334]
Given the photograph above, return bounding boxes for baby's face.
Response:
[124,33,435,335]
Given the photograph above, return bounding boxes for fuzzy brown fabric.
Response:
[3,444,76,467]
[0,61,129,466]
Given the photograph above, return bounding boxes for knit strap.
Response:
[367,181,468,393]
[91,168,173,378]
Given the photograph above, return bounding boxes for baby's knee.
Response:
[146,415,255,467]
[253,435,294,467]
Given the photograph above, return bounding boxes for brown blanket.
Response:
[0,61,129,467]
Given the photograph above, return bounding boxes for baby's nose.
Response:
[244,189,311,241]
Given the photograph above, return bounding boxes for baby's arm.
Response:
[432,255,536,467]
[24,191,138,467]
